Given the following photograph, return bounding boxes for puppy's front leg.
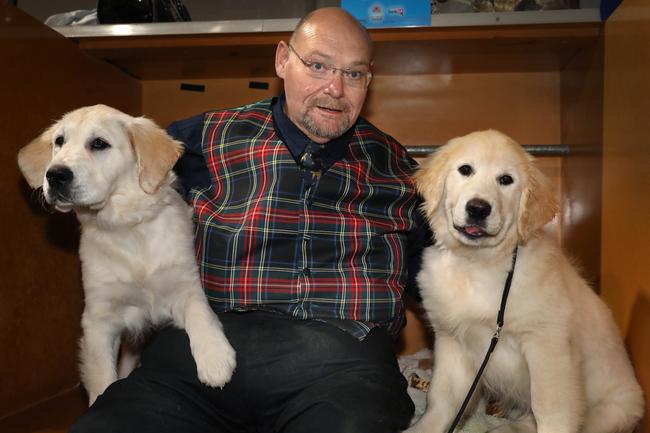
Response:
[177,292,236,388]
[405,332,477,433]
[79,318,121,406]
[521,332,584,433]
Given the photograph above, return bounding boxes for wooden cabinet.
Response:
[1,2,647,432]
[601,3,650,432]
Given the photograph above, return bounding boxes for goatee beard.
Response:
[299,105,352,140]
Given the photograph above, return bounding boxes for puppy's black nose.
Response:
[466,198,492,220]
[46,166,74,189]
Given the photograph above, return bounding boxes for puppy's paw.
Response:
[402,413,443,433]
[192,336,237,388]
[86,392,100,408]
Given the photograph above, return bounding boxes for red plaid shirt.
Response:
[171,99,423,338]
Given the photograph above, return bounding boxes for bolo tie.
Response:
[300,141,324,186]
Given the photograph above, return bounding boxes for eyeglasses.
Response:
[287,43,373,89]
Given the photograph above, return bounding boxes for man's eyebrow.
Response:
[307,50,370,68]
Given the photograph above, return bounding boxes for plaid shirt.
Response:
[170,98,426,338]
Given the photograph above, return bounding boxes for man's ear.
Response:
[128,117,184,194]
[18,125,55,188]
[275,40,290,79]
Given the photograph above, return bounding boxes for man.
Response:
[71,7,429,433]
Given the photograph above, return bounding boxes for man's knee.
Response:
[280,368,415,433]
[69,407,120,433]
[282,394,414,433]
[69,403,185,433]
[340,396,414,433]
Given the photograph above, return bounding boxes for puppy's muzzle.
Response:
[466,198,491,222]
[455,198,493,239]
[46,165,74,200]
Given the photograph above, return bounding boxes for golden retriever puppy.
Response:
[18,105,236,405]
[406,130,643,433]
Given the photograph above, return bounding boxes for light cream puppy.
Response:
[406,130,643,433]
[18,105,236,405]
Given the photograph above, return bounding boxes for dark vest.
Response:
[192,99,419,337]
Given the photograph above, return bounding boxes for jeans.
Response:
[70,310,414,433]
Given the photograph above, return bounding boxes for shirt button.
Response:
[302,267,311,277]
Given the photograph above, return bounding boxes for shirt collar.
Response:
[271,94,354,171]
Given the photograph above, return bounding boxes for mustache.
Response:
[309,98,349,112]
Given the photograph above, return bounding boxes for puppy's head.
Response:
[414,130,557,249]
[17,104,183,212]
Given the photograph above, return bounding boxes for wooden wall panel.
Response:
[560,37,603,290]
[602,1,650,431]
[142,77,282,128]
[143,72,561,147]
[627,292,650,433]
[0,4,141,418]
[366,72,561,147]
[601,0,650,335]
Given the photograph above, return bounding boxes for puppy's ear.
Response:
[517,155,559,242]
[129,117,183,194]
[412,145,451,221]
[18,125,55,188]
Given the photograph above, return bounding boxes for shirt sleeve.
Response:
[168,113,212,201]
[404,197,434,303]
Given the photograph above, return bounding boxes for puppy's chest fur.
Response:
[76,187,197,328]
[418,247,514,329]
[418,246,532,404]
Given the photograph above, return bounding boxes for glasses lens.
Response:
[290,44,371,88]
[342,71,371,88]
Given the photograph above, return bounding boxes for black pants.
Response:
[70,311,414,433]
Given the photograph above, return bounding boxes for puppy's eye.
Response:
[54,136,64,146]
[458,164,473,176]
[90,138,111,151]
[498,174,514,185]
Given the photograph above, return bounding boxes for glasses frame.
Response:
[287,43,373,88]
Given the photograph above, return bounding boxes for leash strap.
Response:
[445,246,519,433]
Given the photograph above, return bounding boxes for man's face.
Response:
[275,22,372,144]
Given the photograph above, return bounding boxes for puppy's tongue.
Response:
[464,226,484,236]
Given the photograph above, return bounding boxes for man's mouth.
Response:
[317,105,344,114]
[454,224,491,239]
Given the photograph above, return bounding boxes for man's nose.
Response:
[324,71,344,97]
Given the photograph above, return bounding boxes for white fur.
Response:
[18,105,236,406]
[406,130,644,433]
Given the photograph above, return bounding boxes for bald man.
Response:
[70,7,429,433]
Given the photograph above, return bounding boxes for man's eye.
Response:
[54,136,65,146]
[347,70,362,80]
[90,138,111,151]
[310,62,325,73]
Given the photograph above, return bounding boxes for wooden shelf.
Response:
[60,20,602,80]
[371,23,602,74]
